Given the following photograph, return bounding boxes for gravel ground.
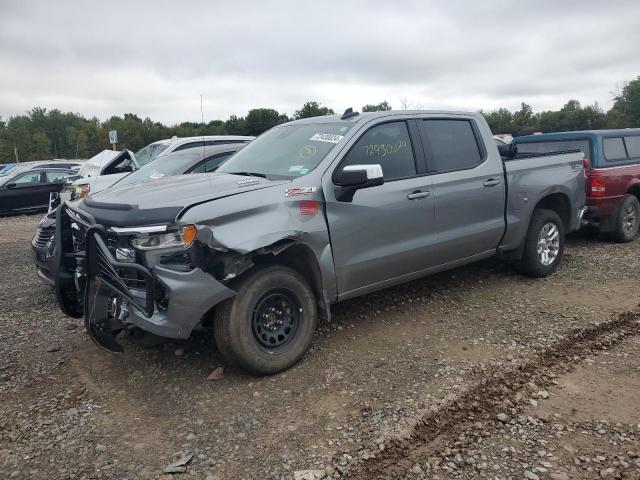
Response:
[1,213,639,480]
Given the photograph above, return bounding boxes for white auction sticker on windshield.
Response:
[149,171,165,180]
[310,133,343,144]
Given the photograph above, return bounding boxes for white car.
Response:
[57,135,254,203]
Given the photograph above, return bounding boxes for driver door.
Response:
[323,120,437,299]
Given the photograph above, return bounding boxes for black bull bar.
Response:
[83,226,155,352]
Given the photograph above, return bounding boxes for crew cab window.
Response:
[419,119,482,173]
[45,171,73,182]
[603,137,627,161]
[13,171,42,184]
[190,153,233,173]
[624,136,640,158]
[341,121,416,180]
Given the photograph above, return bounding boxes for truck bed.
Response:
[500,149,586,252]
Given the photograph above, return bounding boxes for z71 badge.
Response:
[285,186,317,197]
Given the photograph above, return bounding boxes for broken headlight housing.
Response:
[74,183,91,200]
[127,224,197,251]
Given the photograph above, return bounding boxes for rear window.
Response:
[419,119,483,173]
[603,137,627,161]
[624,136,640,158]
[516,139,593,161]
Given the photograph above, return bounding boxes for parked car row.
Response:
[30,109,592,376]
[62,135,254,204]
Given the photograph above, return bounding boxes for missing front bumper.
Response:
[82,226,237,353]
[84,226,155,353]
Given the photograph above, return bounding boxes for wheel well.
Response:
[253,244,328,322]
[627,184,640,203]
[202,243,327,327]
[535,193,571,230]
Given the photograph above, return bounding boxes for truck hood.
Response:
[78,173,288,226]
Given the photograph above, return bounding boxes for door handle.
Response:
[483,178,501,187]
[407,190,431,200]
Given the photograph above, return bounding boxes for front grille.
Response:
[33,226,55,248]
[116,268,148,291]
[88,230,155,316]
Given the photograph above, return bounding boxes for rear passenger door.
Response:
[417,118,506,264]
[325,120,437,297]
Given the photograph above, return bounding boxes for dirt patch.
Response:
[542,361,640,425]
[346,309,640,479]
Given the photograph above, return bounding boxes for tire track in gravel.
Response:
[345,307,640,479]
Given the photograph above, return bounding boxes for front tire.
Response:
[213,265,318,376]
[611,194,640,243]
[515,208,565,278]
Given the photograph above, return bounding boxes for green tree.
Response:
[30,131,52,160]
[362,101,392,112]
[613,76,640,126]
[511,103,536,136]
[603,107,629,129]
[294,101,335,119]
[5,116,32,162]
[482,108,513,134]
[244,108,288,136]
[0,117,13,162]
[225,115,247,135]
[67,126,90,158]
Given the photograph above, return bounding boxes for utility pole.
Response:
[14,144,19,163]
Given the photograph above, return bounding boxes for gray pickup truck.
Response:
[55,110,586,375]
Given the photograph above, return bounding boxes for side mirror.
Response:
[334,164,384,202]
[6,182,16,189]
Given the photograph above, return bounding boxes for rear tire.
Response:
[213,265,317,376]
[515,208,564,278]
[611,194,640,243]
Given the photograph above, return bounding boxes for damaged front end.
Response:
[83,226,154,352]
[54,204,236,353]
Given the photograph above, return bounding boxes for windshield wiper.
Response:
[229,171,267,178]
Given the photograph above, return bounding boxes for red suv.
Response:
[513,129,640,242]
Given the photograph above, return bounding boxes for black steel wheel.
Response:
[214,265,318,376]
[251,289,301,349]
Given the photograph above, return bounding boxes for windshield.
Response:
[115,154,199,187]
[217,123,351,179]
[0,165,32,186]
[0,163,16,175]
[134,141,171,166]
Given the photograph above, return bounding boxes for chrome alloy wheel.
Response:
[537,222,560,266]
[622,202,638,235]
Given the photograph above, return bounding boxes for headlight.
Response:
[129,224,197,251]
[74,184,90,199]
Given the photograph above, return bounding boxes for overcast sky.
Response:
[1,0,639,124]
